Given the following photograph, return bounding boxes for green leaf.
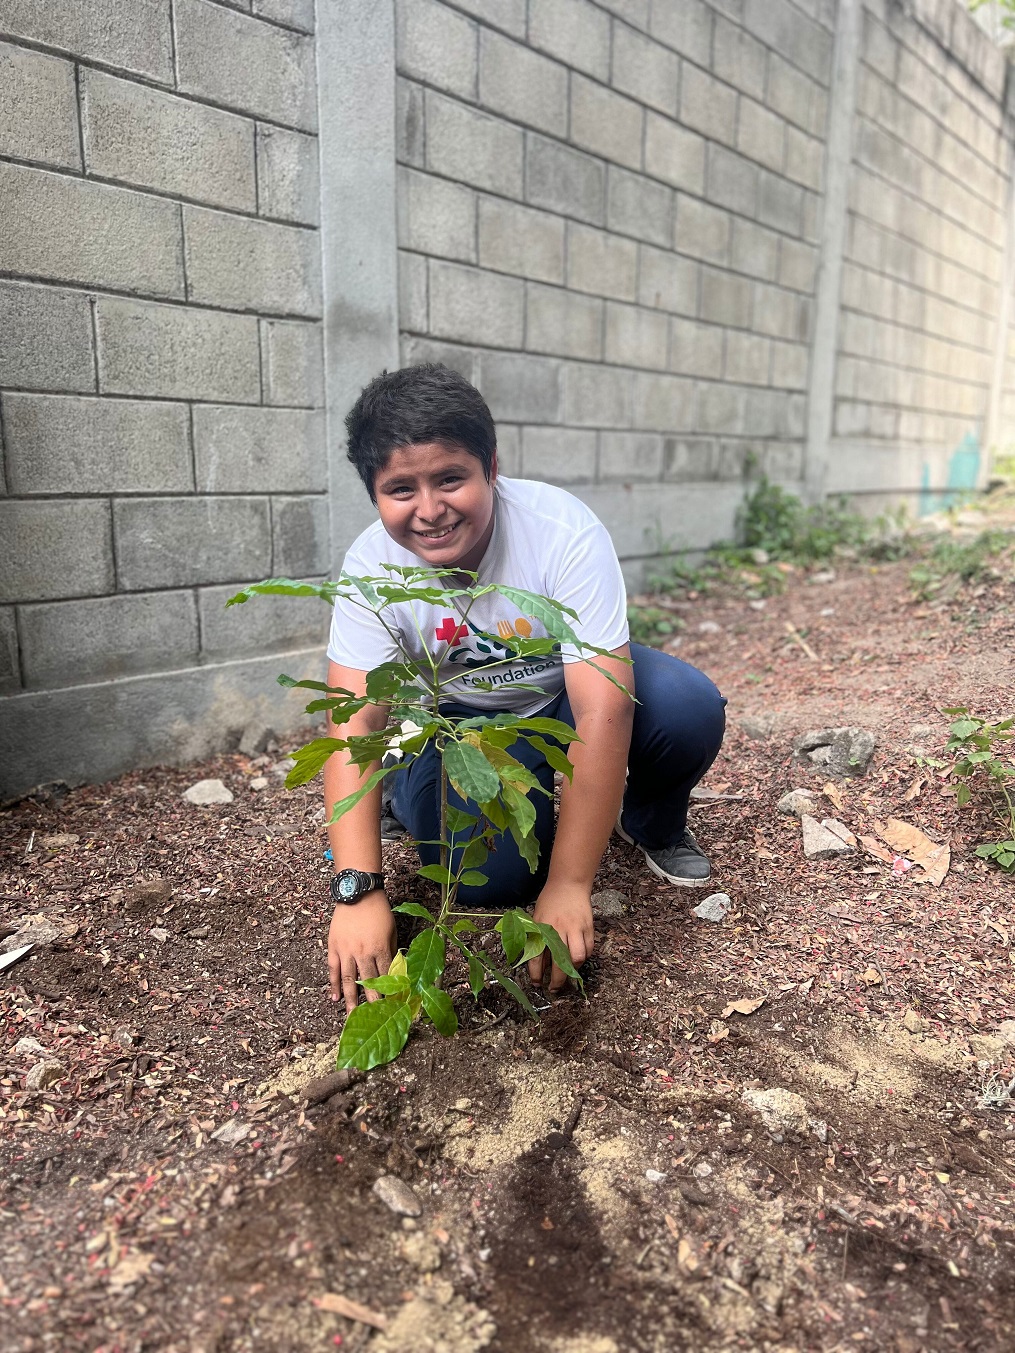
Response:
[524,734,574,779]
[468,955,486,998]
[519,931,548,965]
[326,764,398,820]
[421,985,458,1037]
[956,783,971,807]
[950,719,981,740]
[361,973,411,995]
[491,966,537,1018]
[226,577,344,607]
[452,918,479,936]
[998,851,1015,870]
[526,918,583,986]
[284,737,346,786]
[491,585,581,638]
[496,911,525,965]
[459,836,489,870]
[458,869,488,888]
[407,928,445,992]
[444,740,501,801]
[446,806,479,833]
[393,902,435,922]
[417,864,453,886]
[365,661,419,703]
[336,997,412,1070]
[975,843,999,858]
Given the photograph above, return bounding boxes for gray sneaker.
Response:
[616,816,711,888]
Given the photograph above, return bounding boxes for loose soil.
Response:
[3,502,1015,1353]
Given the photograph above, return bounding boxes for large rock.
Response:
[1,913,75,953]
[591,889,627,919]
[792,727,876,778]
[801,815,853,860]
[25,1060,63,1091]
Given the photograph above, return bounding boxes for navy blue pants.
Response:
[389,644,726,908]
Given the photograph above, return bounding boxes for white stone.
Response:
[742,1087,809,1135]
[25,1059,63,1091]
[183,778,234,805]
[373,1175,422,1217]
[15,1037,47,1057]
[777,788,820,818]
[801,815,852,860]
[212,1119,251,1145]
[692,893,731,923]
[645,1168,666,1182]
[250,776,268,791]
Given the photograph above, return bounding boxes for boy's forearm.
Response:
[323,753,384,875]
[545,707,632,891]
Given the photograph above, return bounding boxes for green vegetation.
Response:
[908,529,1013,602]
[944,707,1015,874]
[228,567,632,1070]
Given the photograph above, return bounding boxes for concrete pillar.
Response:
[985,65,1015,479]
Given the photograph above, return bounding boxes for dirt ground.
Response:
[2,502,1015,1353]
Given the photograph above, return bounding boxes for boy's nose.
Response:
[416,492,447,523]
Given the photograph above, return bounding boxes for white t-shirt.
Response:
[327,476,629,715]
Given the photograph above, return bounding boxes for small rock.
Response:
[591,888,627,919]
[819,606,835,617]
[820,818,856,848]
[186,925,210,939]
[801,815,853,860]
[809,1118,828,1144]
[14,1037,47,1057]
[739,714,777,740]
[211,1119,251,1146]
[810,569,836,584]
[970,1034,1007,1062]
[41,832,79,850]
[903,1009,927,1034]
[691,1162,713,1178]
[748,547,770,565]
[183,778,234,806]
[645,1169,666,1182]
[123,877,173,913]
[26,1060,63,1091]
[678,1180,712,1205]
[372,1175,422,1217]
[692,892,731,923]
[239,724,276,758]
[697,620,721,634]
[270,758,296,777]
[777,788,821,818]
[148,927,170,943]
[249,776,269,792]
[747,599,766,611]
[909,723,934,740]
[742,1087,809,1136]
[996,1020,1015,1047]
[827,727,876,778]
[452,1098,472,1111]
[112,1026,138,1049]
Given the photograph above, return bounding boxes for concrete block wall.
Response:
[393,0,834,561]
[831,0,1011,500]
[0,0,328,794]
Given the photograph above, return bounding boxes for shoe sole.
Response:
[615,817,711,889]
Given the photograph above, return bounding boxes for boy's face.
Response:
[373,441,498,572]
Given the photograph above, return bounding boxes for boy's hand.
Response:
[529,883,594,994]
[328,891,397,1012]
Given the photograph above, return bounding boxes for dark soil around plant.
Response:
[2,504,1015,1353]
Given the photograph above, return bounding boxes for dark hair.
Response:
[345,364,497,500]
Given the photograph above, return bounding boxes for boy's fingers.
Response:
[328,951,342,1002]
[341,965,359,1013]
[360,956,381,1002]
[528,950,549,989]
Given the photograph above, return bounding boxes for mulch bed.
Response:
[2,506,1014,1352]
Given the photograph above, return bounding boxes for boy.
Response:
[324,365,726,1012]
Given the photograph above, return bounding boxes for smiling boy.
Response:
[324,364,726,1012]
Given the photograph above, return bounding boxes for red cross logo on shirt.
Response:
[435,617,468,646]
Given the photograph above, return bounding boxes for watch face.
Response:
[336,873,359,901]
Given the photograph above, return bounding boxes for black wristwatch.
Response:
[330,868,386,906]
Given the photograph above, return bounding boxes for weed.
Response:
[626,603,684,648]
[943,707,1015,874]
[909,530,1013,602]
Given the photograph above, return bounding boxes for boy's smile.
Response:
[374,441,498,572]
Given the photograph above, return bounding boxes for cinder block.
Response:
[256,124,319,225]
[19,592,200,688]
[766,54,827,136]
[743,0,832,86]
[638,247,699,316]
[396,0,477,100]
[4,395,192,495]
[194,406,325,493]
[779,237,818,293]
[599,431,664,481]
[0,41,80,169]
[253,0,315,32]
[679,66,738,149]
[80,69,255,213]
[0,161,183,299]
[0,500,113,603]
[399,250,428,332]
[644,113,706,194]
[649,0,713,65]
[174,0,317,131]
[598,0,649,27]
[272,495,330,575]
[771,340,809,390]
[397,78,425,168]
[526,285,603,361]
[612,25,679,117]
[632,372,697,432]
[198,583,328,659]
[398,168,476,263]
[429,261,524,347]
[184,206,321,316]
[521,426,597,483]
[426,91,524,197]
[724,330,770,384]
[713,16,767,101]
[761,441,803,481]
[480,30,568,137]
[863,11,897,83]
[401,336,480,385]
[261,319,323,406]
[571,75,644,172]
[478,198,565,284]
[698,381,748,435]
[475,351,562,424]
[669,318,723,378]
[717,441,750,480]
[96,297,260,402]
[707,145,759,216]
[0,0,173,83]
[757,170,804,235]
[699,268,753,326]
[783,125,823,192]
[737,98,787,174]
[0,608,19,694]
[493,423,522,475]
[446,0,526,38]
[753,281,806,340]
[663,436,720,482]
[562,363,633,427]
[746,387,791,437]
[731,218,780,280]
[526,135,604,226]
[0,281,94,393]
[605,303,669,370]
[115,497,271,590]
[566,224,637,301]
[528,0,610,81]
[607,169,672,247]
[675,195,731,266]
